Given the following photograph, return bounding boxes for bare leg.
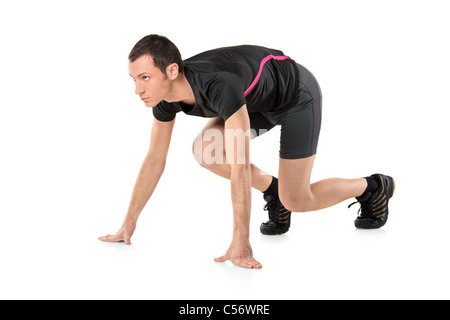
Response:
[192,117,273,192]
[278,155,367,212]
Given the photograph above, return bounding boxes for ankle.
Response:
[359,175,378,197]
[263,176,279,200]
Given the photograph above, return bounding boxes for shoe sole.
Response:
[355,174,395,229]
[260,224,290,235]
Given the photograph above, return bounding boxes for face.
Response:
[128,55,172,108]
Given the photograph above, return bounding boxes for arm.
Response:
[99,117,175,244]
[214,105,262,268]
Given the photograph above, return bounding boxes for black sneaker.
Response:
[260,195,291,235]
[349,174,395,229]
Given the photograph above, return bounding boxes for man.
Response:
[99,35,395,269]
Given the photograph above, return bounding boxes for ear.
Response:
[166,63,179,80]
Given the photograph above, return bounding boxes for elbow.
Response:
[154,160,166,172]
[144,154,166,172]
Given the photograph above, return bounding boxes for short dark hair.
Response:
[128,34,184,75]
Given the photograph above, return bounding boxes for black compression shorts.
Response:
[249,63,322,159]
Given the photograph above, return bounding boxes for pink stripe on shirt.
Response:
[244,55,291,96]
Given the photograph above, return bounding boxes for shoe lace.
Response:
[348,199,374,218]
[264,198,282,222]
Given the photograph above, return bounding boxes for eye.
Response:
[143,76,150,80]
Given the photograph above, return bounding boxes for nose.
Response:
[135,82,145,96]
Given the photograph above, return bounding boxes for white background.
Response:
[1,0,449,300]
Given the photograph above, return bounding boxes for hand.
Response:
[214,239,262,269]
[98,221,136,245]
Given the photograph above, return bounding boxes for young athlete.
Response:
[99,35,395,269]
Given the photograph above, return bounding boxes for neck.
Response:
[165,73,195,105]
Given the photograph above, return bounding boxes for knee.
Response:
[192,137,203,166]
[280,191,315,213]
[192,124,226,168]
[192,135,225,169]
[192,139,208,168]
